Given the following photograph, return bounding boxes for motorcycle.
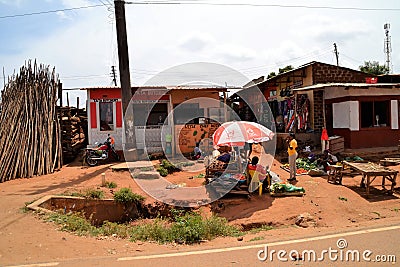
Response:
[84,136,120,166]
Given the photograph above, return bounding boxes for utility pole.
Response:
[333,43,339,66]
[114,0,137,159]
[111,66,117,86]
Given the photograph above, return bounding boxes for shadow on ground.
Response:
[344,185,400,202]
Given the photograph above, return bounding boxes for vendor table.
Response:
[342,160,398,197]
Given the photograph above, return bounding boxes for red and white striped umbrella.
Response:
[212,121,274,146]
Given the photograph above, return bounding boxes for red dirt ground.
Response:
[1,157,400,265]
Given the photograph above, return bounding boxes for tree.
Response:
[359,61,389,75]
[278,65,294,74]
[267,71,276,79]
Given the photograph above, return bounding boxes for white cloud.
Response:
[215,43,256,63]
[179,33,215,52]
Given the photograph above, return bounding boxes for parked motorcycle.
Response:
[84,136,120,166]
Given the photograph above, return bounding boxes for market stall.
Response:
[343,160,398,197]
[207,121,275,196]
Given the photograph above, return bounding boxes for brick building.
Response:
[233,61,377,150]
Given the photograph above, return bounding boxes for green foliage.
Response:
[359,61,389,75]
[248,225,274,234]
[156,166,168,177]
[267,71,276,79]
[113,188,145,204]
[278,65,294,74]
[338,196,348,202]
[21,200,36,213]
[43,210,241,244]
[130,219,171,243]
[84,189,104,199]
[393,208,399,212]
[161,159,177,173]
[105,181,117,189]
[193,173,205,178]
[249,236,265,242]
[101,221,130,238]
[46,212,100,236]
[130,212,240,244]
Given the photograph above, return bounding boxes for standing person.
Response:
[321,127,329,153]
[287,132,298,182]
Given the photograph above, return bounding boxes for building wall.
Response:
[171,89,220,105]
[333,128,399,148]
[87,89,124,150]
[312,62,371,84]
[327,95,400,148]
[313,90,324,130]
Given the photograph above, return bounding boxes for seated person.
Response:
[217,151,231,163]
[193,142,202,160]
[212,145,221,159]
[247,156,267,182]
[318,149,338,172]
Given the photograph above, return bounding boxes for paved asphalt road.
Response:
[7,224,400,267]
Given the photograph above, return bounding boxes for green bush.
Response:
[130,212,240,244]
[156,166,168,177]
[42,209,241,244]
[161,159,177,174]
[84,189,104,199]
[105,181,117,189]
[113,188,145,204]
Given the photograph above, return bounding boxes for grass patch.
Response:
[248,225,274,234]
[104,181,117,189]
[130,212,240,244]
[392,208,399,212]
[42,210,241,244]
[20,199,37,213]
[248,236,265,242]
[338,196,348,201]
[113,188,145,204]
[46,212,101,236]
[193,173,205,179]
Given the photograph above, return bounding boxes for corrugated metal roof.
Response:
[80,85,231,91]
[243,61,374,88]
[293,83,400,91]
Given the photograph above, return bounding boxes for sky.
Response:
[1,0,400,107]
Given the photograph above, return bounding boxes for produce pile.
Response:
[281,158,322,175]
[270,183,305,194]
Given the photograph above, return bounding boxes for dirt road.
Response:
[1,159,400,266]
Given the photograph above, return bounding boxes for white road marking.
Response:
[6,263,59,267]
[118,224,400,261]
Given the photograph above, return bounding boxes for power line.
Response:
[127,1,400,11]
[1,1,399,20]
[0,4,105,19]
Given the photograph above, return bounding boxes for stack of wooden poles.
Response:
[0,60,62,182]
